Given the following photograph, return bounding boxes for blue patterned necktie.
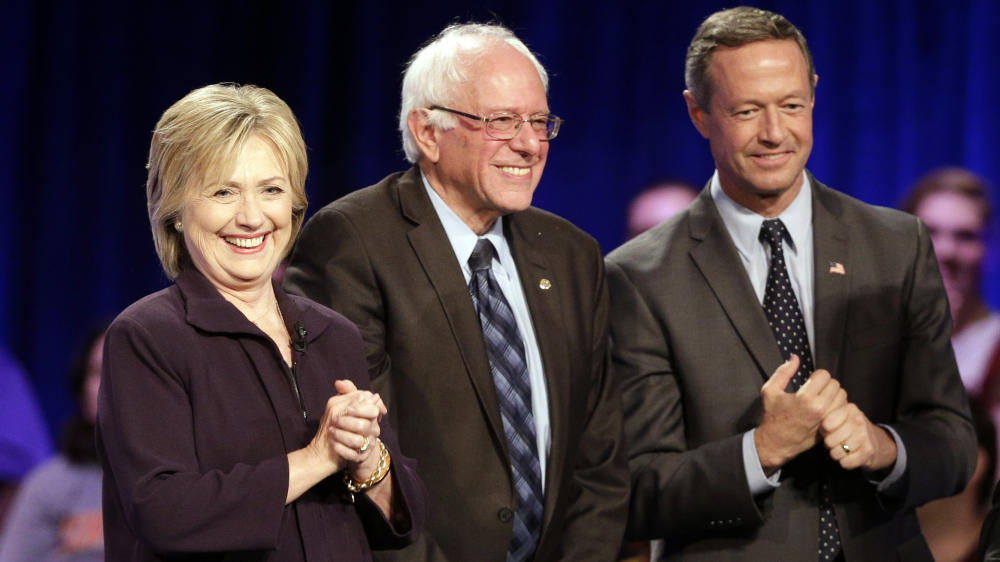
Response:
[759,219,841,560]
[468,238,543,562]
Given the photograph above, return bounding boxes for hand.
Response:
[821,402,898,471]
[329,379,386,482]
[287,383,378,504]
[755,355,847,472]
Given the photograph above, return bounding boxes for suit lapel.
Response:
[809,176,850,379]
[688,191,784,378]
[397,169,507,451]
[505,213,569,526]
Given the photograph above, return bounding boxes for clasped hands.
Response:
[310,379,387,483]
[755,355,897,475]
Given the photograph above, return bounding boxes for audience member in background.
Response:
[901,167,1000,398]
[0,325,106,562]
[0,345,52,527]
[917,397,994,562]
[626,180,698,239]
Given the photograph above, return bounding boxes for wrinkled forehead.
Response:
[184,134,287,193]
[462,48,549,114]
[704,39,814,106]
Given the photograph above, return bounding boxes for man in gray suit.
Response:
[607,7,976,560]
[285,23,628,561]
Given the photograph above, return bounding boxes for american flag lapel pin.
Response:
[828,261,846,275]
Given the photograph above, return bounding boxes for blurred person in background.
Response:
[0,345,52,527]
[97,83,424,561]
[901,167,1000,401]
[626,180,698,240]
[0,325,106,562]
[916,397,995,562]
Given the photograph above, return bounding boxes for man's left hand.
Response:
[820,402,898,471]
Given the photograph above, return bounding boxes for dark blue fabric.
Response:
[3,0,998,439]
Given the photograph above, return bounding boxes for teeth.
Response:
[225,235,264,248]
[499,166,529,176]
[759,154,784,160]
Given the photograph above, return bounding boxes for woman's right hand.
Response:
[310,383,384,471]
[285,382,384,504]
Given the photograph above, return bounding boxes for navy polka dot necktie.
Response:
[759,219,841,560]
[468,238,543,562]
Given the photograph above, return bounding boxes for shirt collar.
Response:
[710,170,813,259]
[420,170,506,274]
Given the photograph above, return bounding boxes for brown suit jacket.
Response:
[285,167,629,561]
[606,175,977,561]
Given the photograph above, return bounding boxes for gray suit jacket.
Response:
[606,174,976,561]
[285,167,629,561]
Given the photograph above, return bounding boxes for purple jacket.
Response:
[97,268,424,560]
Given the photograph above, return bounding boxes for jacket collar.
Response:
[175,267,331,344]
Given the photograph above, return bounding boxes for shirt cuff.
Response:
[868,424,907,493]
[743,429,781,495]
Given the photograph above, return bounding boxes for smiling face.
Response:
[180,134,292,293]
[418,44,549,233]
[685,39,815,217]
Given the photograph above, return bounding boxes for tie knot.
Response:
[758,218,789,251]
[469,238,497,272]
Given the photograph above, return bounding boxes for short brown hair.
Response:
[902,167,993,225]
[685,6,816,111]
[146,84,308,278]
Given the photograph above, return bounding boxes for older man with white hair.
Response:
[285,23,628,562]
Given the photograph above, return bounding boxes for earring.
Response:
[174,221,183,232]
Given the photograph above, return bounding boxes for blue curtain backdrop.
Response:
[2,0,999,438]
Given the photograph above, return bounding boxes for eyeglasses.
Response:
[429,105,563,140]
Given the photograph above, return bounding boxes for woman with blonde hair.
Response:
[97,83,424,560]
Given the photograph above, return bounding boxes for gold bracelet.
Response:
[344,438,391,497]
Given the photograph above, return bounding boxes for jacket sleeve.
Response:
[98,315,290,553]
[553,244,631,560]
[284,207,427,549]
[285,207,393,393]
[887,218,977,509]
[606,258,764,542]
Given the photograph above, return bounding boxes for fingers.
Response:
[821,403,877,470]
[763,355,800,394]
[330,421,381,466]
[332,412,382,438]
[334,378,359,395]
[332,380,387,416]
[820,401,850,437]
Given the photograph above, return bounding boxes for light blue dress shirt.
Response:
[709,171,907,496]
[421,173,551,488]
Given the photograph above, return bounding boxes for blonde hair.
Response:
[146,83,308,278]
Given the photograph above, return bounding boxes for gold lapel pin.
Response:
[539,278,552,290]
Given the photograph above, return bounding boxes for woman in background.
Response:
[0,325,106,562]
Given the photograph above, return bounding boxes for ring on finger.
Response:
[359,436,371,454]
[840,442,851,454]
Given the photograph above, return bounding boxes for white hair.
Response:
[398,23,549,163]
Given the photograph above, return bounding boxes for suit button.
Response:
[498,508,514,522]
